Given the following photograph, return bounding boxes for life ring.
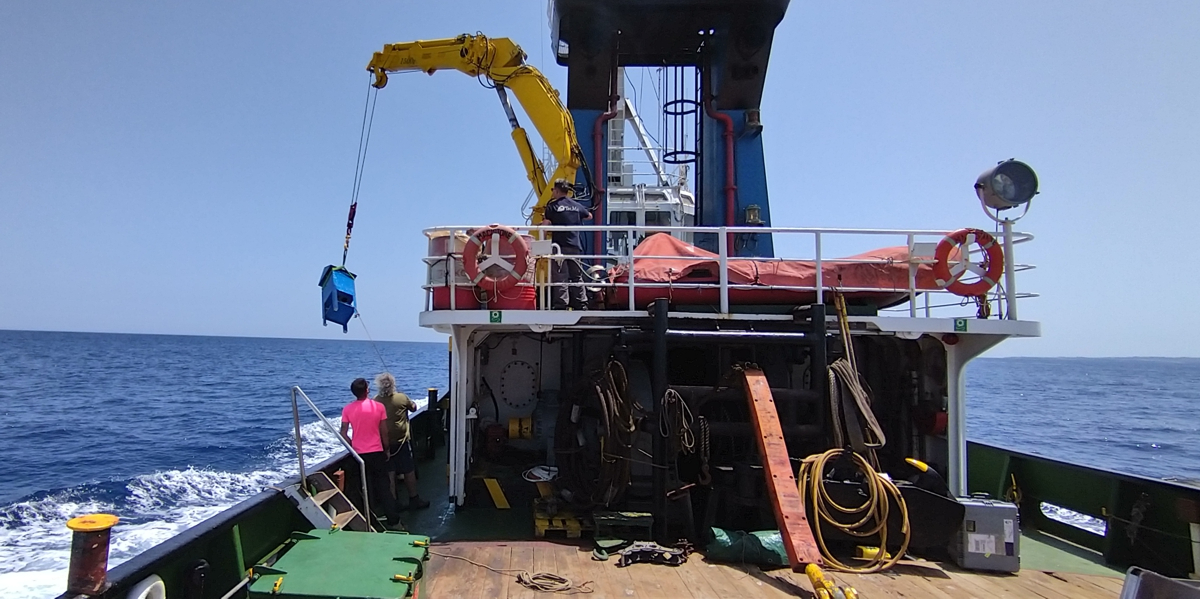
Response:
[127,575,166,599]
[932,228,1004,297]
[462,224,531,293]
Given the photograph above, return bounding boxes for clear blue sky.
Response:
[1,1,1196,357]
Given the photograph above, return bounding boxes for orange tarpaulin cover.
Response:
[609,233,943,307]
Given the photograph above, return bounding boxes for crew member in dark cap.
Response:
[540,178,592,310]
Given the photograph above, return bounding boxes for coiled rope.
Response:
[805,290,909,572]
[596,360,634,505]
[797,448,911,573]
[659,388,694,455]
[429,551,594,594]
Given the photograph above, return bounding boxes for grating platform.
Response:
[249,529,430,599]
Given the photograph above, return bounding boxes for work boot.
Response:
[407,494,431,510]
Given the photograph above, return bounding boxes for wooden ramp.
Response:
[740,366,823,570]
[420,540,1126,599]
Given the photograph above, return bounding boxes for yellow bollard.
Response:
[65,513,120,596]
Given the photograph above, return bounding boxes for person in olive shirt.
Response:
[375,372,430,510]
[541,178,592,310]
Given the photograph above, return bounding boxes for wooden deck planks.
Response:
[423,544,478,599]
[477,545,512,599]
[506,544,537,599]
[550,543,604,597]
[424,540,1124,598]
[621,559,692,597]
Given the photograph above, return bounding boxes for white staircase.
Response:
[284,471,372,532]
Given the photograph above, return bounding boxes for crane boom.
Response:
[366,34,587,223]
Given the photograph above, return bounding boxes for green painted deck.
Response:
[1020,529,1123,577]
[398,450,539,541]
[248,529,429,599]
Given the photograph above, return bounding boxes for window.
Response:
[645,211,673,227]
[609,211,637,226]
[608,211,637,256]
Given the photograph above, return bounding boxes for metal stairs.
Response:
[284,471,372,532]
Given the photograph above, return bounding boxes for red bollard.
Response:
[65,514,119,596]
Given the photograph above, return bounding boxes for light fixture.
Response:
[744,204,764,225]
[975,159,1039,211]
[972,159,1040,322]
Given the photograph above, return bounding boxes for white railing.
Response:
[290,386,372,528]
[422,225,1036,319]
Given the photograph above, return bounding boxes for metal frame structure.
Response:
[422,223,1040,503]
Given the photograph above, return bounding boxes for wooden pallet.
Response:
[534,506,593,539]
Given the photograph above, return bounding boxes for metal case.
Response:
[950,496,1020,572]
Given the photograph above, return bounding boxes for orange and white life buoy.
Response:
[932,228,1004,297]
[462,224,531,293]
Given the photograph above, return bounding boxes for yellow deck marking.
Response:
[483,478,510,509]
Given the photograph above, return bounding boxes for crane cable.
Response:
[797,290,910,573]
[342,77,380,266]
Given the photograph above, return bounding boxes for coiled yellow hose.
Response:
[798,448,911,573]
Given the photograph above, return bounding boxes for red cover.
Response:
[608,233,943,308]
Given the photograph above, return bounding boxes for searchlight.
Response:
[975,159,1039,214]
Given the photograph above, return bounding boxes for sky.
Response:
[1,1,1197,357]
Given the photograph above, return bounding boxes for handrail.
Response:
[968,440,1200,577]
[422,223,1037,319]
[424,224,1036,239]
[290,386,371,529]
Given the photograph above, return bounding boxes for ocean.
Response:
[2,331,1198,597]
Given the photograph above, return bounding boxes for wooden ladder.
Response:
[740,366,823,570]
[284,471,373,532]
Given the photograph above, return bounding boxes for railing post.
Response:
[814,232,824,305]
[291,387,306,494]
[449,252,458,311]
[627,228,636,311]
[907,234,917,318]
[1002,219,1017,320]
[717,227,730,314]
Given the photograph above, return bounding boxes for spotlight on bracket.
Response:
[975,159,1039,211]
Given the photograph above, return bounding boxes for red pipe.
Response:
[592,106,619,258]
[704,98,737,254]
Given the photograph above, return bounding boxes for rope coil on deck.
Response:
[798,448,911,573]
[429,550,595,594]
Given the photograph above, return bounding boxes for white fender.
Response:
[127,574,166,599]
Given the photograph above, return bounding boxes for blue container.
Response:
[319,265,357,332]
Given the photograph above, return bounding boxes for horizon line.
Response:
[3,328,1197,359]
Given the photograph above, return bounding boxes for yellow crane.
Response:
[366,34,588,224]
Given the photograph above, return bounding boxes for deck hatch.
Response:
[248,528,430,599]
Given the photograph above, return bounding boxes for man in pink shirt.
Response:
[339,378,400,529]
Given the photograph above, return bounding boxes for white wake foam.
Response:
[0,419,345,599]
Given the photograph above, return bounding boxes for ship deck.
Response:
[420,539,1126,599]
[393,436,1129,599]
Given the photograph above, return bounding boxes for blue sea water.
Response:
[0,330,446,598]
[1,331,1198,597]
[966,357,1200,482]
